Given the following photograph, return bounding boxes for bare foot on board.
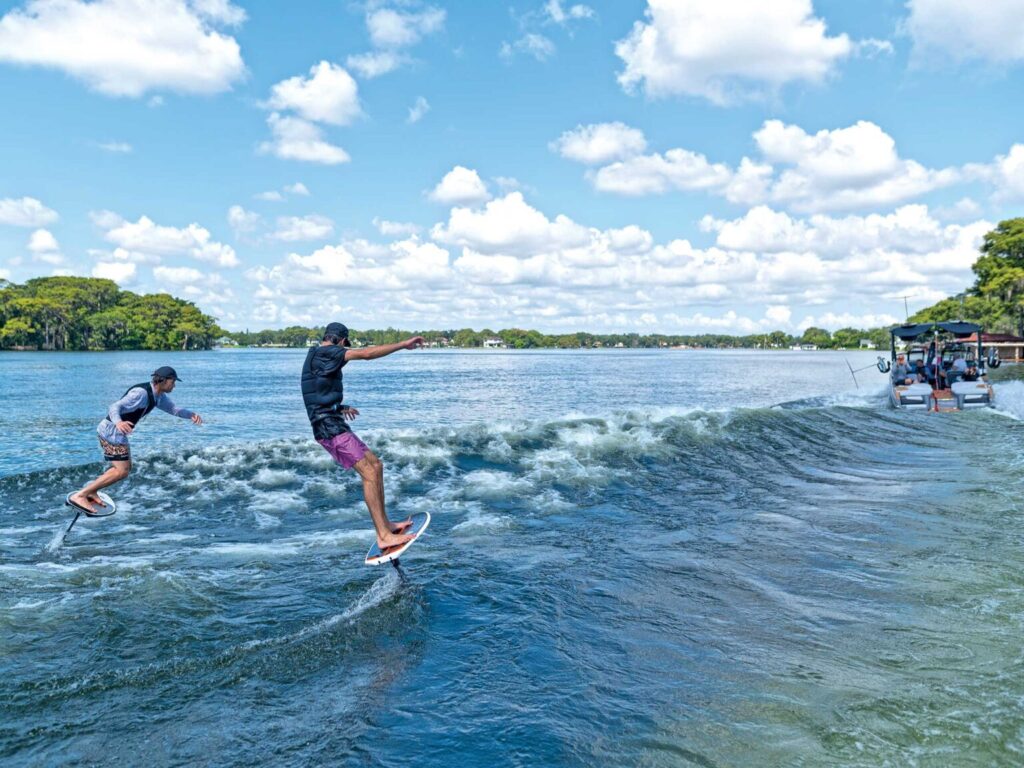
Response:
[376,532,415,552]
[389,517,413,534]
[68,492,100,515]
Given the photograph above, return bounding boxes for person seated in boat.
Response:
[912,358,931,385]
[961,363,982,382]
[943,354,968,385]
[891,354,917,385]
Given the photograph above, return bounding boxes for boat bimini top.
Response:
[888,321,983,340]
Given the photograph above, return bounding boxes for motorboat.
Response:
[880,321,999,411]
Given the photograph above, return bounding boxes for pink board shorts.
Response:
[317,431,370,469]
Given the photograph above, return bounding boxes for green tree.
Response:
[800,327,832,348]
[0,276,221,351]
[452,328,481,347]
[830,327,865,349]
[86,307,134,349]
[0,316,37,347]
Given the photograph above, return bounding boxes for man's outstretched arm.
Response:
[344,336,424,361]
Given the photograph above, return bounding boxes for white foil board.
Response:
[365,512,430,566]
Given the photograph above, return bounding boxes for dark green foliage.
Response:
[910,217,1024,334]
[0,277,221,351]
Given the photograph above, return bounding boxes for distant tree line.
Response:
[0,276,222,350]
[225,325,892,350]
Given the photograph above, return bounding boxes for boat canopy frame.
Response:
[888,321,985,367]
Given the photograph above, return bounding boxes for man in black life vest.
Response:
[67,366,203,514]
[302,322,424,551]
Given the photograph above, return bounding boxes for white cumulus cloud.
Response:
[346,50,406,79]
[259,113,350,165]
[270,215,335,242]
[266,61,361,126]
[373,217,421,237]
[346,5,444,78]
[0,0,246,97]
[236,187,996,333]
[431,192,591,257]
[27,228,62,264]
[966,144,1024,201]
[591,148,732,196]
[550,122,647,164]
[0,196,58,227]
[27,228,59,253]
[154,265,205,285]
[367,7,445,48]
[576,118,963,213]
[253,236,452,293]
[92,261,137,284]
[700,204,992,304]
[99,212,240,267]
[615,0,852,105]
[428,166,491,206]
[190,0,246,26]
[907,0,1024,66]
[228,205,261,235]
[753,119,960,212]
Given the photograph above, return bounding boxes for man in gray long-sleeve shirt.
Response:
[67,366,203,515]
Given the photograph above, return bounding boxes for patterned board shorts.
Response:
[99,436,131,463]
[317,431,369,469]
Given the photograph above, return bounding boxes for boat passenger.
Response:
[913,359,930,384]
[961,363,982,382]
[944,354,968,385]
[892,355,916,385]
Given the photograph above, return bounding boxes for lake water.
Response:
[2,349,1024,766]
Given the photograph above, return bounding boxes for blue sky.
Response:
[1,0,1023,334]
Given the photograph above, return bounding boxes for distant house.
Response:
[962,332,1024,363]
[214,336,238,347]
[792,343,818,351]
[859,339,877,349]
[483,337,505,348]
[614,342,625,348]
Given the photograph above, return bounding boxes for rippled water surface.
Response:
[2,349,1023,767]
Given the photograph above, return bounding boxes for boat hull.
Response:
[889,381,994,411]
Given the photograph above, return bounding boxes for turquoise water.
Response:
[2,349,1023,766]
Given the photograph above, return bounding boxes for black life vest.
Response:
[300,346,346,423]
[116,382,156,426]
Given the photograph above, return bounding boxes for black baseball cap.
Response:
[152,366,181,381]
[325,322,351,346]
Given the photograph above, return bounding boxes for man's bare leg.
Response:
[353,452,413,549]
[370,455,412,534]
[69,461,130,513]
